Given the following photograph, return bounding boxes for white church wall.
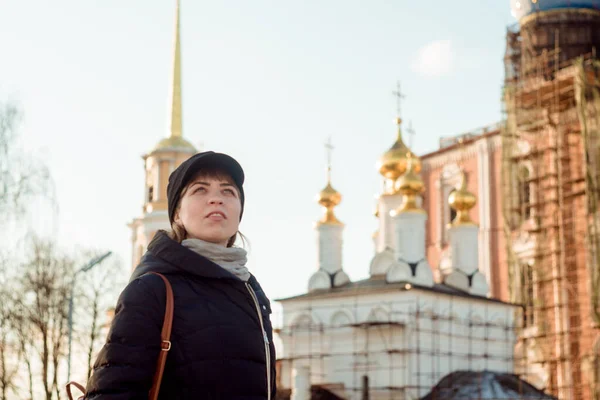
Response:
[328,312,354,386]
[401,295,516,398]
[278,288,517,399]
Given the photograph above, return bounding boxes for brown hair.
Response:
[168,166,245,248]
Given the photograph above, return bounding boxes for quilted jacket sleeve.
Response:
[85,275,165,400]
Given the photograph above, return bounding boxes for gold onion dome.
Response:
[317,181,342,225]
[377,118,421,180]
[448,171,477,226]
[395,154,425,213]
[318,182,341,208]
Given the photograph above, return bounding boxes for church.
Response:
[273,118,528,400]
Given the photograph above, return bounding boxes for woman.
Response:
[86,151,276,399]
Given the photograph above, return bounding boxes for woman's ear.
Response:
[174,210,181,225]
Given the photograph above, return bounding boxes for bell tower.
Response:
[129,0,197,269]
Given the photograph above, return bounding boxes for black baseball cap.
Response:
[167,151,245,224]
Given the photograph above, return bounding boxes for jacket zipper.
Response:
[245,283,271,400]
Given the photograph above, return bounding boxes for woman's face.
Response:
[174,173,241,246]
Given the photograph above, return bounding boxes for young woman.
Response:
[86,151,276,399]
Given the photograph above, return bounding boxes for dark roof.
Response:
[276,275,519,307]
[420,370,557,400]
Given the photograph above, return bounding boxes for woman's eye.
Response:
[194,187,206,194]
[223,189,235,196]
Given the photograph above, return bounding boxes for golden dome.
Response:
[316,182,342,225]
[377,118,421,181]
[448,171,477,226]
[153,136,196,152]
[318,182,341,209]
[394,154,425,214]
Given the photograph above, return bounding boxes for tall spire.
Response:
[169,0,183,138]
[152,0,195,152]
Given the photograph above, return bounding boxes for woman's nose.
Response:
[208,196,224,205]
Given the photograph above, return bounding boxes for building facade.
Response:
[419,127,508,302]
[502,1,600,399]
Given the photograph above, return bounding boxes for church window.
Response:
[331,311,351,328]
[292,314,314,333]
[148,185,154,202]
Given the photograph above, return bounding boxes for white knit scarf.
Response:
[181,238,250,282]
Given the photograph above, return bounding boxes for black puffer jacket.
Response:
[86,231,276,399]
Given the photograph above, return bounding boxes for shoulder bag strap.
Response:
[147,272,174,400]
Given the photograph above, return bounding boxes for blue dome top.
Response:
[510,0,600,20]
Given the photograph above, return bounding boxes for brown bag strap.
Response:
[66,381,86,400]
[148,272,174,400]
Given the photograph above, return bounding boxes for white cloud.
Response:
[411,39,454,78]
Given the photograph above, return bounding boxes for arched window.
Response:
[291,314,314,333]
[148,185,154,202]
[518,167,531,220]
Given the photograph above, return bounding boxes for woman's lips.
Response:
[206,211,226,221]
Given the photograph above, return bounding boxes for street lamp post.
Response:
[67,251,112,383]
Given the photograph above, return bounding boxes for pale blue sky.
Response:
[0,1,515,305]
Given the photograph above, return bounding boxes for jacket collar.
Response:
[130,230,243,282]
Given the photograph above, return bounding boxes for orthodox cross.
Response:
[325,137,334,182]
[392,81,406,119]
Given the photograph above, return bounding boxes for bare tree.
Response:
[0,253,23,400]
[18,236,74,400]
[0,97,120,399]
[76,255,123,381]
[14,307,35,400]
[0,297,22,400]
[0,239,119,400]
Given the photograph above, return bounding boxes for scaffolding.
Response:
[502,10,600,400]
[272,291,546,400]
